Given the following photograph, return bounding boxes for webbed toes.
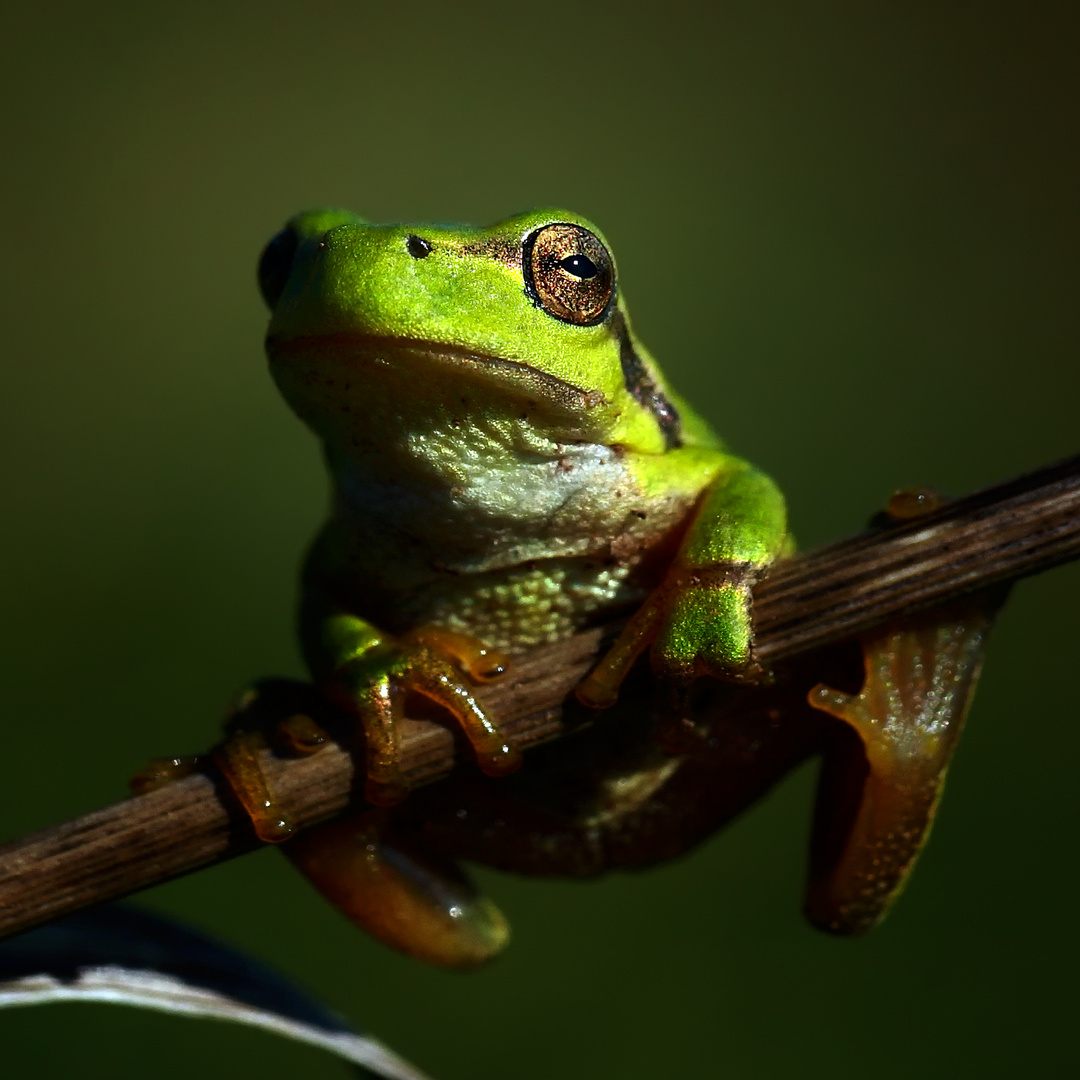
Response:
[330,633,520,807]
[805,594,1003,934]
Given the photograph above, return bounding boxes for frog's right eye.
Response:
[522,223,616,326]
[258,225,300,309]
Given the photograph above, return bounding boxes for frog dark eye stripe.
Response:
[610,311,682,449]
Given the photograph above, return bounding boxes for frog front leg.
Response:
[805,591,1005,933]
[209,609,522,831]
[578,455,789,707]
[302,592,521,807]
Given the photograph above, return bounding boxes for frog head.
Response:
[258,209,681,459]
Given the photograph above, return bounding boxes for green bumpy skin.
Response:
[192,210,996,969]
[232,207,788,965]
[259,208,788,732]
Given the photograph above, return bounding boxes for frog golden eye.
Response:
[522,223,615,326]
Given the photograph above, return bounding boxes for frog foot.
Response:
[285,809,510,969]
[805,593,1003,934]
[577,563,762,709]
[129,680,330,845]
[212,709,329,844]
[328,628,520,808]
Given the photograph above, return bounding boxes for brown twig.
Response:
[0,455,1077,941]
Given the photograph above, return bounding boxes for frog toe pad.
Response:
[331,638,521,807]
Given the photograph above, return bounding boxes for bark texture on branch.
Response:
[0,455,1077,941]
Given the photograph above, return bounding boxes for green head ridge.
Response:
[257,208,684,454]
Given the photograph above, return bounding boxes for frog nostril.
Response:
[406,235,432,259]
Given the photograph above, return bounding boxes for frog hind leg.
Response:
[284,810,510,969]
[805,591,1005,934]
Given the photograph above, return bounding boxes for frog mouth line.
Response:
[268,332,608,415]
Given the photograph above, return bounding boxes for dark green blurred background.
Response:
[1,2,1077,1077]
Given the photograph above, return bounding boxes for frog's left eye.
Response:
[257,225,299,310]
[523,223,615,326]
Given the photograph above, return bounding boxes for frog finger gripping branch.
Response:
[210,208,995,968]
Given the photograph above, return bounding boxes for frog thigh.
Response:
[805,592,1004,934]
[414,664,836,878]
[284,810,509,969]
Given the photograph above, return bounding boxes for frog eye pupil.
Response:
[559,254,598,279]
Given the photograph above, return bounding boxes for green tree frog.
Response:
[205,209,994,968]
